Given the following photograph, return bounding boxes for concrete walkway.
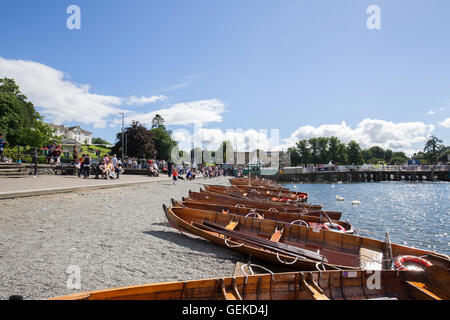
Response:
[0,175,172,200]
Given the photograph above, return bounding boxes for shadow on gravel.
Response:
[142,230,244,261]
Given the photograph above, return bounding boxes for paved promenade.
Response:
[0,175,172,199]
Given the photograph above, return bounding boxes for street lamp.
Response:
[119,112,125,162]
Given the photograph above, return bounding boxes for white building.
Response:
[48,124,93,145]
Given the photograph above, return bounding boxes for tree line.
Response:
[287,136,448,166]
[110,115,177,161]
[0,78,56,148]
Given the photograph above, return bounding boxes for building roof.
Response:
[47,123,92,135]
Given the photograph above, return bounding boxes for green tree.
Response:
[384,149,393,162]
[369,146,385,159]
[424,136,445,164]
[308,138,319,164]
[295,140,311,166]
[151,114,165,129]
[361,149,372,163]
[111,121,155,159]
[0,78,53,147]
[328,137,342,164]
[288,147,301,166]
[92,137,111,145]
[149,116,177,161]
[346,140,363,165]
[317,137,329,163]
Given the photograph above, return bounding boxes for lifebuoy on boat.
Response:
[322,222,345,233]
[393,256,433,271]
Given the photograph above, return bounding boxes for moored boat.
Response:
[190,189,324,211]
[164,205,450,272]
[204,185,308,203]
[172,199,353,233]
[50,265,450,300]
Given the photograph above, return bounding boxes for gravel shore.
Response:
[0,176,245,300]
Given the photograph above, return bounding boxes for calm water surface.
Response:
[282,182,449,255]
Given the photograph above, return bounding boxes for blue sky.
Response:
[0,0,449,154]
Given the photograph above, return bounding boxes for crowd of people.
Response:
[75,154,123,180]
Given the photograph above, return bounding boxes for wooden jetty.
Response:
[270,165,450,183]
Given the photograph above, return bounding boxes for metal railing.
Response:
[282,164,450,174]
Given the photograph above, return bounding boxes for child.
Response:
[172,169,178,184]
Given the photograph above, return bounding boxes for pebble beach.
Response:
[0,176,243,300]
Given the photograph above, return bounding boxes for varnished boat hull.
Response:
[172,199,354,234]
[50,267,450,300]
[164,205,450,272]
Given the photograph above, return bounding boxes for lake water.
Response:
[282,181,450,255]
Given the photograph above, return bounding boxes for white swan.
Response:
[352,198,361,205]
[336,195,344,201]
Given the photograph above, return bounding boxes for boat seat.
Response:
[359,247,383,270]
[404,281,441,300]
[225,219,239,231]
[269,227,284,242]
[298,273,329,300]
[368,297,398,300]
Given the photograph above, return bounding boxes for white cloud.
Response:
[439,118,450,128]
[0,57,225,129]
[426,110,435,116]
[283,119,435,153]
[114,99,227,128]
[126,95,167,106]
[171,127,280,152]
[0,56,123,128]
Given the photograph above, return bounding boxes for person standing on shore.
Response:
[83,154,91,179]
[168,160,173,177]
[78,154,85,178]
[0,134,7,160]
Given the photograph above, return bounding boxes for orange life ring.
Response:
[393,256,433,271]
[322,222,345,233]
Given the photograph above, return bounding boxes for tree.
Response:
[390,152,408,164]
[111,121,154,159]
[369,146,385,159]
[288,147,301,166]
[424,136,445,164]
[295,140,311,166]
[361,149,372,163]
[92,137,111,145]
[151,114,165,129]
[317,137,329,164]
[150,116,177,161]
[308,138,319,164]
[384,149,393,162]
[346,140,363,165]
[0,78,54,147]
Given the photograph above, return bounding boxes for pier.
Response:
[272,165,450,183]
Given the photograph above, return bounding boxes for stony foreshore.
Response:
[0,176,244,300]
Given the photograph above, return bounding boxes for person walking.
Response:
[172,168,178,184]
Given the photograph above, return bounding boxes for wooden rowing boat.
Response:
[190,189,323,211]
[230,177,284,189]
[204,185,308,203]
[231,184,309,201]
[50,266,450,300]
[164,205,450,272]
[202,185,314,207]
[172,199,354,233]
[182,196,342,220]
